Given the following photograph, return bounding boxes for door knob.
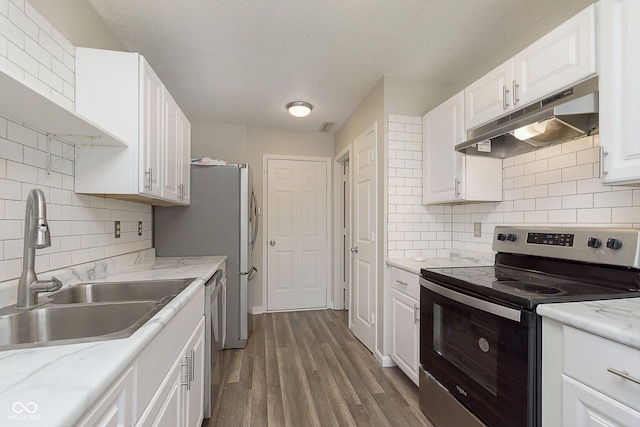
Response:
[350,247,358,253]
[270,240,276,246]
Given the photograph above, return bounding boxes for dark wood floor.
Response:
[203,310,433,427]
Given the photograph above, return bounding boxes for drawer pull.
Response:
[396,280,408,286]
[607,368,640,385]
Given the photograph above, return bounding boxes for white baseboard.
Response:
[375,351,396,368]
[250,306,265,315]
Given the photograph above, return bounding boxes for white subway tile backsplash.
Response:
[7,39,36,74]
[548,153,576,170]
[0,138,23,162]
[387,118,637,259]
[562,164,593,181]
[594,191,633,208]
[577,208,611,223]
[524,159,548,175]
[612,207,640,224]
[562,136,593,153]
[548,181,576,196]
[7,2,35,40]
[7,160,37,183]
[536,170,562,185]
[562,193,593,209]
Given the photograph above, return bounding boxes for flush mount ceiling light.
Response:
[286,101,313,118]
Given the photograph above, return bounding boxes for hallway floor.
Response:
[204,310,432,427]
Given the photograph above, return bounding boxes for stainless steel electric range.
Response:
[419,226,640,427]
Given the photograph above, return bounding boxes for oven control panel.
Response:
[493,226,640,269]
[526,232,574,247]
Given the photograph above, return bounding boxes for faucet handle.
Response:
[50,276,63,291]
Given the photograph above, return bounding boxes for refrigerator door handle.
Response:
[250,191,259,250]
[240,266,258,281]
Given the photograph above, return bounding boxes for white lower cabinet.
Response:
[139,318,205,427]
[77,366,135,427]
[81,283,205,427]
[388,267,420,385]
[563,375,640,427]
[543,320,640,426]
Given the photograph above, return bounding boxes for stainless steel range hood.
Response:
[456,77,599,158]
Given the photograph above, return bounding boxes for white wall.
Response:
[0,1,151,293]
[386,114,640,259]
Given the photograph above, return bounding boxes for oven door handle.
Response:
[420,278,522,323]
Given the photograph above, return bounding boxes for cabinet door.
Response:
[514,4,596,108]
[600,0,640,185]
[140,365,183,427]
[464,60,513,130]
[423,91,465,204]
[163,89,181,202]
[179,111,192,204]
[390,289,419,385]
[139,57,164,198]
[562,375,640,427]
[78,367,134,427]
[184,322,205,427]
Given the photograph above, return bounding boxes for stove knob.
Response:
[506,234,517,242]
[497,233,507,241]
[606,238,623,250]
[587,237,602,248]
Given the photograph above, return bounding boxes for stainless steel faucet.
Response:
[16,189,62,309]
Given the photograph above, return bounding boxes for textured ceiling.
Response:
[86,0,576,133]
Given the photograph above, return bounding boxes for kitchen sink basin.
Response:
[46,279,193,304]
[0,301,160,350]
[0,278,196,351]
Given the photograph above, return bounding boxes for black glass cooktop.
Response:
[420,265,640,310]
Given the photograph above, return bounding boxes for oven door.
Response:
[420,278,537,427]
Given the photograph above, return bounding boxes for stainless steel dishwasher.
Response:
[204,269,226,419]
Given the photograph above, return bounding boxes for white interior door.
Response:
[266,158,328,311]
[350,126,377,352]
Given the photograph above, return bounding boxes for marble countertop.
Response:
[537,298,640,349]
[387,250,495,274]
[0,253,225,427]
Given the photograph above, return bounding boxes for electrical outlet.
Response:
[114,221,121,238]
[138,221,143,236]
[474,222,482,238]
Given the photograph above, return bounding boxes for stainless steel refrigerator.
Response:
[154,163,257,349]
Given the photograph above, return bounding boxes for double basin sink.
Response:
[0,279,195,351]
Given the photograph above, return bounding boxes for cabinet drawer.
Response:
[564,326,640,411]
[390,267,420,299]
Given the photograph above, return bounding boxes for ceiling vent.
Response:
[318,122,335,133]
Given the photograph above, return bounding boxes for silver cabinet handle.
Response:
[396,280,408,286]
[144,168,153,190]
[414,304,420,324]
[607,368,640,385]
[269,240,276,246]
[454,179,461,197]
[512,80,519,106]
[503,85,510,110]
[180,358,189,388]
[600,146,609,178]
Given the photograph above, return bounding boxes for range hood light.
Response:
[512,121,548,141]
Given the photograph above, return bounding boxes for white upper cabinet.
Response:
[599,0,640,185]
[423,91,502,205]
[465,60,514,131]
[74,48,191,205]
[465,4,597,131]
